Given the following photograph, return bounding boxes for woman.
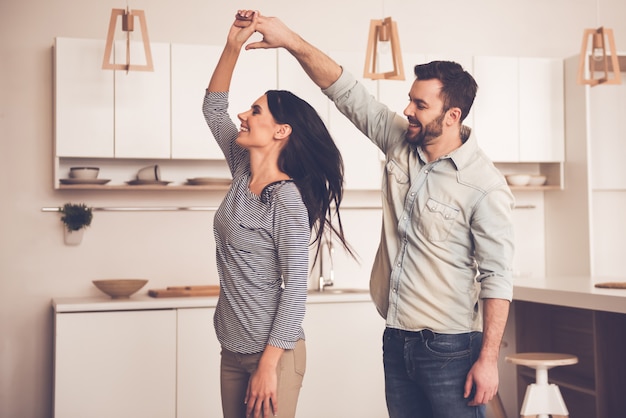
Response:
[203,10,352,418]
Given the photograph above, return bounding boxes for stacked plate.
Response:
[186,177,232,186]
[60,166,110,185]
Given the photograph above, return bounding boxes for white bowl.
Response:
[505,174,531,186]
[69,167,99,179]
[528,175,547,186]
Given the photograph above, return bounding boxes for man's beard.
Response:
[405,110,446,147]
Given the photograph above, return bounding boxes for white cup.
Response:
[136,164,160,181]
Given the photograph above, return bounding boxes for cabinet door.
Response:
[277,49,329,124]
[114,41,171,158]
[54,37,114,158]
[327,50,382,190]
[378,52,426,116]
[519,57,564,162]
[171,43,224,160]
[229,47,278,122]
[589,82,626,189]
[473,56,519,162]
[54,310,176,418]
[298,302,387,417]
[177,308,222,418]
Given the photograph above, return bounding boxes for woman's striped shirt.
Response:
[203,91,309,354]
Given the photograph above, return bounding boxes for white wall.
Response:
[2,0,626,417]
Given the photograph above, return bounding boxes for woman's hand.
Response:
[245,345,284,418]
[226,10,259,48]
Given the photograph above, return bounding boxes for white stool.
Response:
[506,352,578,418]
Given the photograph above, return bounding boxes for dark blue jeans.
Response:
[383,327,485,418]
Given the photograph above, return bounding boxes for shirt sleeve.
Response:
[322,69,408,154]
[267,184,310,349]
[203,91,249,177]
[472,186,515,301]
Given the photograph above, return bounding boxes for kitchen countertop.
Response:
[53,278,626,315]
[512,276,626,314]
[52,289,372,313]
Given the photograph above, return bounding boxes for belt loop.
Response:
[422,329,434,340]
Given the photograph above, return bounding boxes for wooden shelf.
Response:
[509,185,561,191]
[57,184,230,191]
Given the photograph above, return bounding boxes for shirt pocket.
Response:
[383,159,410,199]
[418,198,459,241]
[227,221,273,276]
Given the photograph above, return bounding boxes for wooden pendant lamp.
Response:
[102,7,154,72]
[363,17,405,80]
[577,26,621,86]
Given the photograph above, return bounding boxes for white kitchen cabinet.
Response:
[298,301,387,418]
[545,54,626,281]
[518,57,565,162]
[328,50,383,190]
[378,52,426,116]
[171,43,223,160]
[54,37,114,158]
[171,43,278,160]
[114,41,171,158]
[176,307,222,418]
[473,56,520,162]
[473,56,564,163]
[54,38,171,160]
[54,309,177,418]
[277,49,330,124]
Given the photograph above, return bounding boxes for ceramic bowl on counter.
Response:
[505,174,531,186]
[528,174,547,186]
[92,279,148,299]
[69,167,99,179]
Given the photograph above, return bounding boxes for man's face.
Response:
[403,78,447,147]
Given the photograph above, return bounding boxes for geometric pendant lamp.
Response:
[363,17,405,80]
[102,7,154,72]
[577,26,621,86]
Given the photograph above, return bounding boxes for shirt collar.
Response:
[417,125,477,171]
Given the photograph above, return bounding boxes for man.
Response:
[238,10,515,418]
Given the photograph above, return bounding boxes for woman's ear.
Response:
[274,123,292,140]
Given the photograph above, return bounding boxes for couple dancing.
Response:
[205,9,514,418]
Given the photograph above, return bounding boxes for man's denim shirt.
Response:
[323,69,515,333]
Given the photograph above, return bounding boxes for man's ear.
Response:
[274,123,292,140]
[446,107,462,125]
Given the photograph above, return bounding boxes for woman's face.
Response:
[236,94,279,149]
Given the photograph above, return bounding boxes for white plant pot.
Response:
[64,228,84,246]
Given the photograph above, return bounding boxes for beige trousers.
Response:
[220,339,306,418]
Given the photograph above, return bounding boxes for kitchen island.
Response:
[510,276,626,418]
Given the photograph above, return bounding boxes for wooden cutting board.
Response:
[148,285,220,297]
[594,282,626,289]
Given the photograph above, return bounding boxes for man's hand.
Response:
[464,356,499,406]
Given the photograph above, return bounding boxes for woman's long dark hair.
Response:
[266,90,354,262]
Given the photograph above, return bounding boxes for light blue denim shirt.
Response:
[323,70,515,334]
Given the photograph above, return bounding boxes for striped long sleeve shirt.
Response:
[203,91,308,354]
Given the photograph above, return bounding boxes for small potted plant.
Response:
[59,203,93,245]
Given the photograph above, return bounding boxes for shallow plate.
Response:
[186,177,232,186]
[60,178,111,185]
[126,180,172,186]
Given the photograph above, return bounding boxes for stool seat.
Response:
[506,352,578,369]
[506,352,578,418]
